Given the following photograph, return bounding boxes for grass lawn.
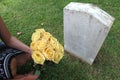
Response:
[0,0,120,80]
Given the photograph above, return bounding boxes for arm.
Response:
[10,74,38,80]
[0,16,32,54]
[0,17,38,80]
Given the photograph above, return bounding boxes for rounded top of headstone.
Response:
[64,2,115,27]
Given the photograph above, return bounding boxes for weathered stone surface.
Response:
[64,2,115,65]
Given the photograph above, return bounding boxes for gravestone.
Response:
[64,2,115,65]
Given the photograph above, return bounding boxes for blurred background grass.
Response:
[0,0,120,80]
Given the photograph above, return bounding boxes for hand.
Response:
[25,48,33,61]
[12,73,38,80]
[25,48,33,55]
[22,74,38,80]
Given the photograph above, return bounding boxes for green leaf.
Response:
[34,70,41,80]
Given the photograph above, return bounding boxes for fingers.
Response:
[31,75,39,80]
[24,74,39,80]
[14,74,39,80]
[28,70,34,74]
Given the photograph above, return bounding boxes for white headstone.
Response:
[64,2,115,65]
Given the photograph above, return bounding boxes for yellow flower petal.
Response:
[31,32,40,42]
[57,43,64,53]
[42,47,55,61]
[32,51,45,65]
[52,52,64,64]
[37,40,46,51]
[41,32,51,42]
[35,29,45,33]
[31,29,46,42]
[30,41,38,51]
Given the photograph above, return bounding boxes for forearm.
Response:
[6,36,32,54]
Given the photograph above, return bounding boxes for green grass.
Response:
[0,0,120,80]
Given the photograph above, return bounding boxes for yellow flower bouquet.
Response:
[30,29,64,65]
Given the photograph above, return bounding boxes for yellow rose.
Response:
[31,29,46,42]
[37,40,46,51]
[31,31,41,42]
[57,43,64,53]
[52,52,64,64]
[41,32,51,42]
[49,36,58,48]
[42,47,55,61]
[32,51,45,65]
[30,41,38,51]
[52,42,64,63]
[50,37,64,53]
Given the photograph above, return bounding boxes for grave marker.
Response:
[64,2,115,65]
